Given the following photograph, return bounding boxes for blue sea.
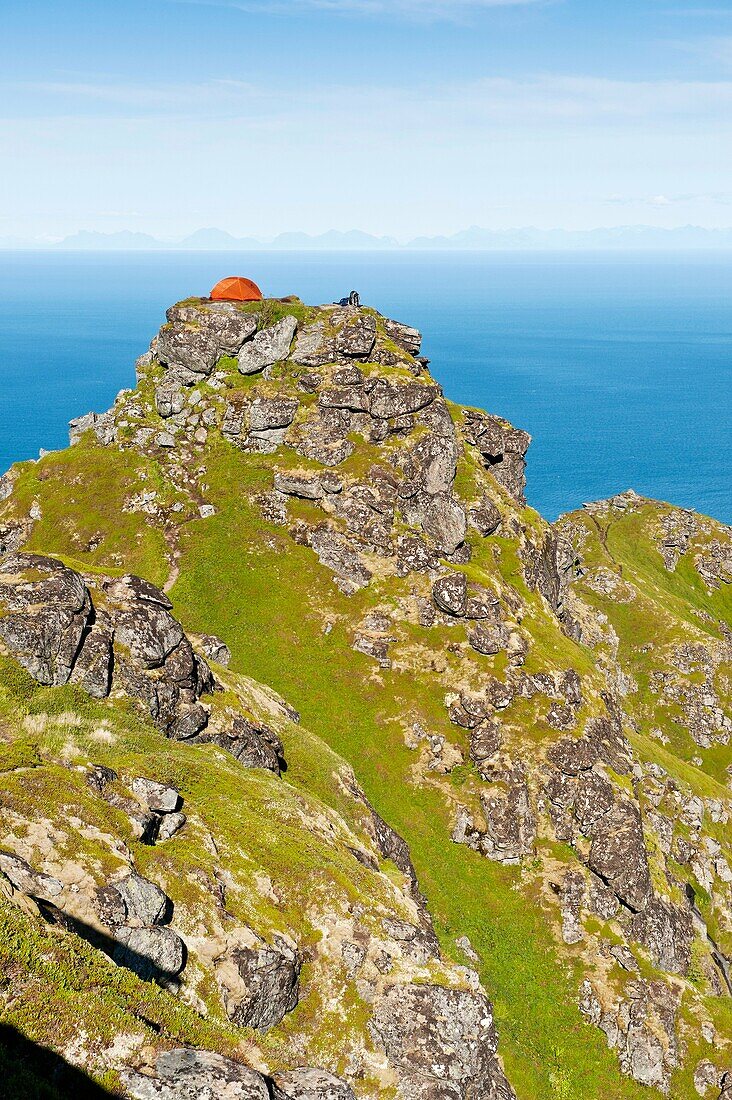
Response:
[0,251,730,523]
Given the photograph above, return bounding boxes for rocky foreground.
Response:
[0,294,730,1099]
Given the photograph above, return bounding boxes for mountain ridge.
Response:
[4,225,732,251]
[0,293,729,1099]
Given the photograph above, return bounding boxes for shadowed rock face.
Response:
[0,553,214,739]
[0,552,91,685]
[216,940,302,1031]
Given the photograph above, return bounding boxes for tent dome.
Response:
[210,276,263,302]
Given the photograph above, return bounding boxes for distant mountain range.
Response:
[3,225,732,251]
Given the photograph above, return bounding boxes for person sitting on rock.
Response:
[338,290,360,307]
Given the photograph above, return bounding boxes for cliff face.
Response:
[0,295,729,1100]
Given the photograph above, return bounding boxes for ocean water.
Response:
[0,250,730,523]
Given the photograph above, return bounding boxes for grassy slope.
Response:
[165,442,651,1100]
[2,390,728,1095]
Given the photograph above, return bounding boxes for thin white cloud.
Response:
[6,73,732,123]
[172,0,548,20]
[666,34,732,67]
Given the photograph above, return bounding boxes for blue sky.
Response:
[2,0,731,239]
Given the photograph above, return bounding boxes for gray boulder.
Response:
[157,812,187,842]
[157,301,257,380]
[69,621,113,698]
[479,782,536,863]
[272,1068,355,1100]
[432,572,468,616]
[122,1048,269,1100]
[421,492,467,555]
[383,317,422,356]
[132,777,181,814]
[462,412,530,504]
[238,315,298,374]
[370,983,515,1099]
[627,898,693,974]
[155,383,185,419]
[469,499,501,537]
[249,396,299,431]
[333,313,376,359]
[195,632,231,667]
[114,872,171,926]
[309,527,372,593]
[114,925,186,985]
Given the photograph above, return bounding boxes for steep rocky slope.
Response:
[0,294,729,1099]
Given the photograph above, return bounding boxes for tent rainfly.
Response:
[210,276,263,302]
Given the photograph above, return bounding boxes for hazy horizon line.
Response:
[4,223,732,253]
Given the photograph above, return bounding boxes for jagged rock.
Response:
[291,411,355,467]
[588,800,651,912]
[0,850,63,900]
[69,621,113,698]
[469,498,501,537]
[469,623,510,656]
[461,412,530,504]
[238,315,298,374]
[114,925,186,985]
[319,384,370,412]
[578,978,679,1091]
[469,722,502,778]
[216,940,301,1030]
[522,531,561,609]
[608,944,639,973]
[479,782,536,863]
[157,812,187,842]
[155,383,186,419]
[195,632,231,667]
[274,471,325,499]
[131,777,181,813]
[333,313,376,358]
[559,869,586,944]
[406,426,459,495]
[309,527,372,593]
[483,677,515,710]
[547,734,598,775]
[573,771,615,834]
[421,492,467,555]
[432,572,468,616]
[370,983,515,1099]
[69,410,116,447]
[291,323,334,368]
[272,1067,355,1099]
[195,715,283,773]
[627,898,693,974]
[369,381,437,420]
[0,553,92,685]
[122,1048,270,1100]
[383,317,422,356]
[249,396,299,431]
[396,534,439,575]
[157,301,257,380]
[693,1061,720,1097]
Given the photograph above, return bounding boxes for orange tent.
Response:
[210,276,263,302]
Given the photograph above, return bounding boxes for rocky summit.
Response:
[0,293,730,1100]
